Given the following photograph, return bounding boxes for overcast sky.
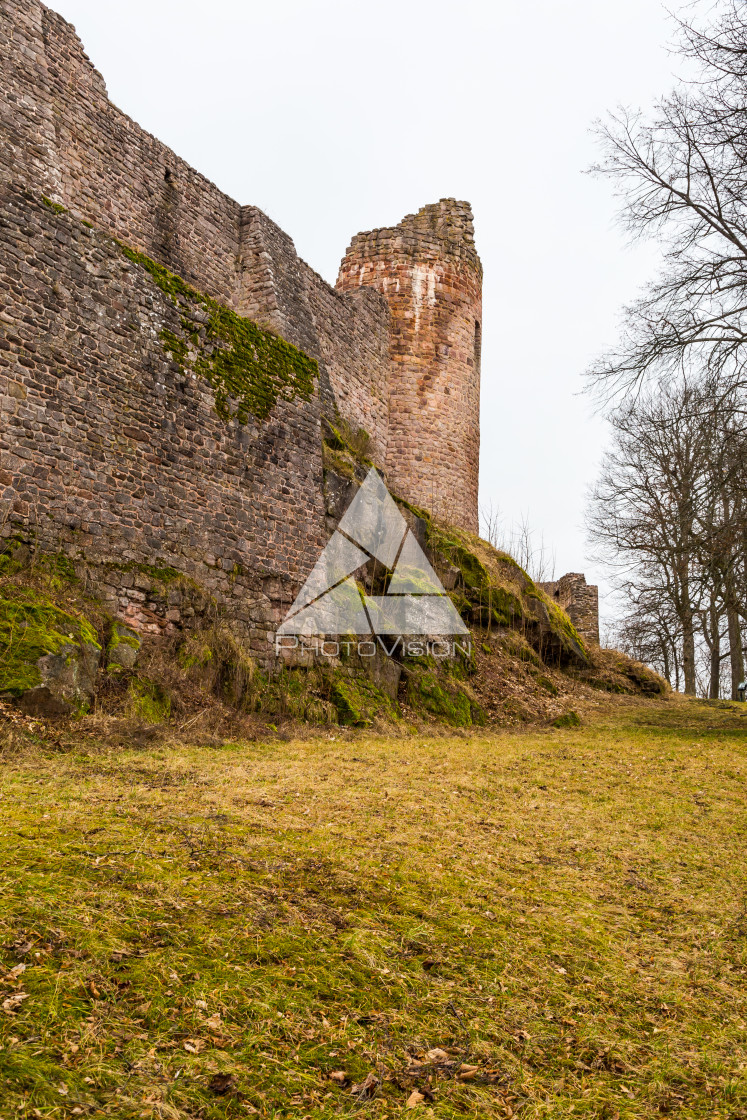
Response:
[51,0,677,627]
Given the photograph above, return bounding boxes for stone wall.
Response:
[0,0,486,658]
[0,1,244,306]
[237,206,392,464]
[0,181,327,657]
[337,200,482,533]
[539,573,600,646]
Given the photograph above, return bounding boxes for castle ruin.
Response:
[539,574,599,647]
[0,0,598,658]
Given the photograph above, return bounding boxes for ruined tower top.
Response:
[337,200,483,533]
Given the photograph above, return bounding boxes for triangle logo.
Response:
[277,467,469,637]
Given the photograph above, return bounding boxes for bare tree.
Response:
[588,1,747,402]
[588,380,715,693]
[589,375,747,696]
[480,503,556,583]
[609,576,684,688]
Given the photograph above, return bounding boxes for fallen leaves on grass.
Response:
[350,1070,379,1098]
[2,991,29,1013]
[183,1038,205,1054]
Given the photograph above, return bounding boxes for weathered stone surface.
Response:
[18,686,72,719]
[525,595,588,667]
[355,647,402,701]
[337,201,483,533]
[323,470,360,522]
[106,622,141,671]
[36,641,101,708]
[539,573,600,646]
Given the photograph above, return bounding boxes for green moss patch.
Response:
[405,669,484,727]
[530,590,587,659]
[41,195,66,215]
[552,710,581,729]
[116,243,317,424]
[127,677,171,723]
[0,589,100,696]
[328,674,399,727]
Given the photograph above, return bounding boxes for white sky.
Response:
[50,0,676,627]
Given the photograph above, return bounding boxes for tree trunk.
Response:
[709,602,721,699]
[727,601,745,700]
[682,611,697,695]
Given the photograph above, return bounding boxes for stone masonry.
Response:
[0,0,485,659]
[539,573,600,646]
[338,203,482,533]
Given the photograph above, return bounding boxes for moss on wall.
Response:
[327,674,400,727]
[0,588,100,696]
[528,589,587,660]
[116,242,317,423]
[41,195,66,215]
[404,668,485,727]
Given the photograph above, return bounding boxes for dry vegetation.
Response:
[1,696,746,1118]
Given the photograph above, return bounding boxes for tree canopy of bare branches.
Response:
[589,0,747,400]
[589,377,747,696]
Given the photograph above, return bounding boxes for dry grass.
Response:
[1,696,746,1118]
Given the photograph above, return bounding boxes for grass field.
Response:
[1,696,746,1119]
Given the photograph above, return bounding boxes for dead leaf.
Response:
[426,1047,449,1062]
[183,1039,205,1054]
[204,1013,223,1031]
[406,1090,425,1108]
[2,991,29,1013]
[207,1072,236,1095]
[458,1064,480,1080]
[350,1070,379,1098]
[5,964,26,981]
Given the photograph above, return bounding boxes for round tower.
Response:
[336,199,482,533]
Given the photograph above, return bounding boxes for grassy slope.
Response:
[1,698,746,1119]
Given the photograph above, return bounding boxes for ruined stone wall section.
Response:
[41,5,243,307]
[1,0,245,306]
[0,0,63,201]
[237,206,392,461]
[1,0,396,465]
[539,573,600,646]
[0,183,327,658]
[301,268,391,463]
[336,200,482,532]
